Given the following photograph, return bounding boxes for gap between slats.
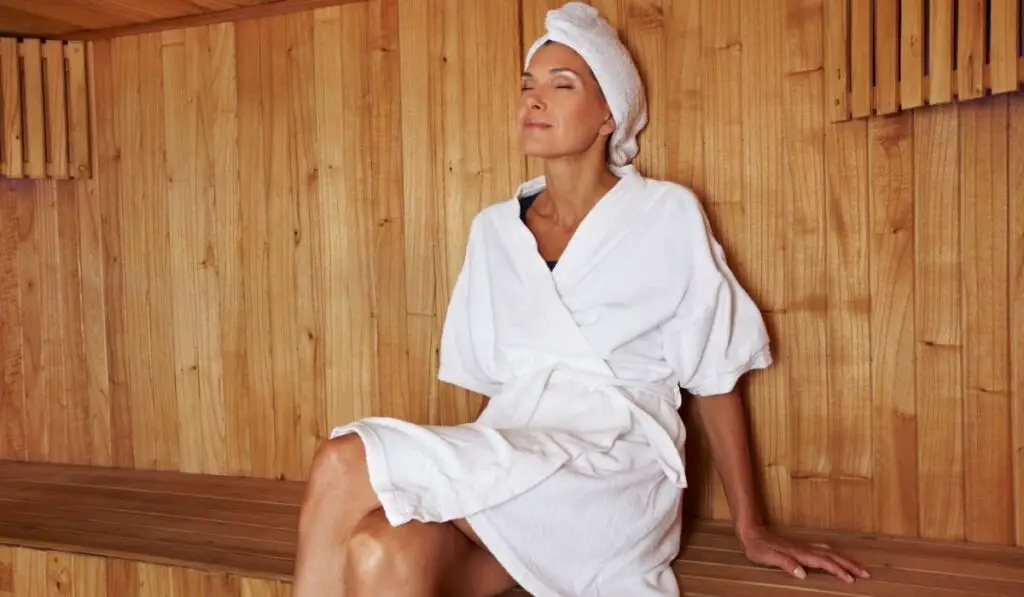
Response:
[0,37,90,179]
[828,0,1024,121]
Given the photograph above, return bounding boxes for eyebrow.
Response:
[521,67,583,78]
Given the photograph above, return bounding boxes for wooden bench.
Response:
[1,461,1022,596]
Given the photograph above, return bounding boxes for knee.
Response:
[345,523,417,589]
[306,434,366,497]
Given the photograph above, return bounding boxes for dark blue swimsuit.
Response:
[519,192,558,271]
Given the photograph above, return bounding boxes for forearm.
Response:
[692,389,764,535]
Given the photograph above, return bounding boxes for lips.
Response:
[524,120,552,130]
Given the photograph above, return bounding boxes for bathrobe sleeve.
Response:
[437,216,503,398]
[661,196,773,397]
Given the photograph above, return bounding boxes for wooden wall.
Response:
[0,0,1021,547]
[0,546,290,597]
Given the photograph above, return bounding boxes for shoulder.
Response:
[641,177,709,223]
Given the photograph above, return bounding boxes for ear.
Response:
[599,112,616,137]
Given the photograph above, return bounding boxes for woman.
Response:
[292,3,870,596]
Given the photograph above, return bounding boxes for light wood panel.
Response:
[0,0,1021,546]
[0,0,361,39]
[827,0,1024,120]
[0,546,289,597]
[0,38,91,180]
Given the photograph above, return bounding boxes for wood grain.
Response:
[1011,95,1024,548]
[901,0,925,108]
[0,0,1019,548]
[868,113,918,537]
[2,462,1023,596]
[914,103,965,541]
[928,0,954,105]
[826,116,873,532]
[781,0,824,530]
[959,98,1014,545]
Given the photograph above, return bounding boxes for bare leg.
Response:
[346,510,517,597]
[293,434,382,597]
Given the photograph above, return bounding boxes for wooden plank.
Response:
[111,34,155,470]
[13,547,44,597]
[22,40,46,178]
[664,0,703,193]
[990,0,1020,93]
[18,188,45,461]
[207,21,249,478]
[824,0,848,120]
[45,551,72,597]
[928,0,954,104]
[65,42,90,179]
[873,0,898,114]
[263,16,302,480]
[139,32,179,471]
[868,112,919,537]
[957,0,986,100]
[680,545,1024,595]
[914,103,965,541]
[43,41,68,178]
[57,180,89,465]
[0,501,294,552]
[368,0,414,423]
[71,554,107,597]
[65,0,366,41]
[399,0,446,432]
[94,39,131,468]
[186,24,229,477]
[901,0,925,108]
[34,183,67,463]
[826,116,873,532]
[79,38,108,466]
[0,39,21,177]
[161,27,204,474]
[312,6,370,431]
[849,0,871,117]
[400,0,446,317]
[104,559,136,597]
[0,524,292,584]
[779,0,824,529]
[332,1,378,425]
[284,10,328,471]
[960,98,1014,545]
[0,183,26,460]
[1012,94,1024,547]
[234,19,276,479]
[0,545,10,596]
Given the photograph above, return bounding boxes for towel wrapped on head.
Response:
[525,1,648,168]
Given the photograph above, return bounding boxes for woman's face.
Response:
[517,42,615,161]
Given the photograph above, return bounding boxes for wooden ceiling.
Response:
[0,0,357,39]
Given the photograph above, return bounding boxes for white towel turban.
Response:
[524,1,648,168]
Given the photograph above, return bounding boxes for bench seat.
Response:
[1,461,1022,596]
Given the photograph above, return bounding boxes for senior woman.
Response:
[291,3,869,596]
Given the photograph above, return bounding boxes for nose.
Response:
[522,88,544,111]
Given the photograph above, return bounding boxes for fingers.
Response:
[807,543,871,580]
[752,548,807,580]
[792,550,856,583]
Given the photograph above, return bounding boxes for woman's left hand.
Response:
[736,525,871,583]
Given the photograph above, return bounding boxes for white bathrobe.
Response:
[329,167,772,596]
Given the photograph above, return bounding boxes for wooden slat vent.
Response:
[0,37,91,179]
[827,0,1023,121]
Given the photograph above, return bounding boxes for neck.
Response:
[538,153,622,228]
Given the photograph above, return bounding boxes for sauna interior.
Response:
[0,0,1022,595]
